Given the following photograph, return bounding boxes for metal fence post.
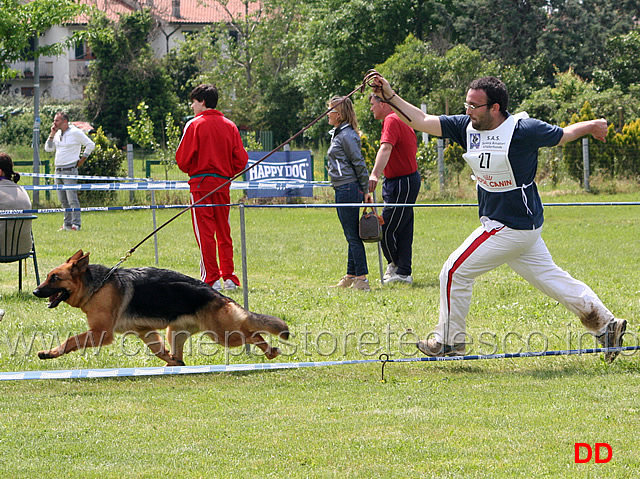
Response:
[151,190,159,265]
[239,202,251,355]
[437,138,445,191]
[32,39,41,207]
[582,137,590,192]
[239,203,249,311]
[374,191,385,285]
[127,144,134,202]
[420,103,429,145]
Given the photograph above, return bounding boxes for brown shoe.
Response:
[597,318,627,363]
[417,338,465,357]
[352,278,371,291]
[331,275,356,288]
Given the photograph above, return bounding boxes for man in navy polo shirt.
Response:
[369,74,627,362]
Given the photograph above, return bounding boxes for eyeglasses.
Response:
[464,102,491,111]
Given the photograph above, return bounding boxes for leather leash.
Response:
[100,71,392,283]
[363,69,412,122]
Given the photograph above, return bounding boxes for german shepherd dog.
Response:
[33,250,289,366]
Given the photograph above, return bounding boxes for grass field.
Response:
[0,191,639,478]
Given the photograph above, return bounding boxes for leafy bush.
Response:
[416,137,439,182]
[127,101,180,180]
[79,126,126,204]
[609,118,640,178]
[359,133,377,172]
[444,141,466,184]
[0,102,86,146]
[39,102,85,127]
[0,109,44,145]
[562,101,597,185]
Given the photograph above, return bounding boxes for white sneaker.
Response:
[212,280,222,291]
[383,263,398,281]
[223,279,238,290]
[386,273,413,284]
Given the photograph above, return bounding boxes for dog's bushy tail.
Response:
[248,312,289,340]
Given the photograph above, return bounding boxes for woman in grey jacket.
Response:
[327,96,372,291]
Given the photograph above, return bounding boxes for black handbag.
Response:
[359,206,384,242]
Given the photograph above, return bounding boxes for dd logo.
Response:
[574,443,613,463]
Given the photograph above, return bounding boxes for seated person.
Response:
[0,153,33,256]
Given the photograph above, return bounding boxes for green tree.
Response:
[255,73,304,145]
[242,0,305,143]
[538,0,640,80]
[0,0,88,80]
[85,9,178,144]
[294,0,415,139]
[518,68,640,127]
[162,0,306,146]
[193,0,303,130]
[355,35,444,140]
[519,70,599,125]
[596,28,640,92]
[79,127,126,204]
[430,45,494,116]
[162,28,217,105]
[358,38,527,140]
[410,0,461,47]
[452,0,548,66]
[127,101,181,179]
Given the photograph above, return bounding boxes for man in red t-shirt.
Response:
[368,94,421,284]
[176,84,248,291]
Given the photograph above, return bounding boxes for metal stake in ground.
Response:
[378,346,640,381]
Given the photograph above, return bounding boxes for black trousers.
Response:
[381,171,421,276]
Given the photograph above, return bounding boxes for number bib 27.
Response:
[463,114,522,193]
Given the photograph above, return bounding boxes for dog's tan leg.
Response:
[138,329,185,366]
[166,326,193,365]
[38,329,113,359]
[246,332,281,360]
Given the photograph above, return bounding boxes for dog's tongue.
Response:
[48,292,64,308]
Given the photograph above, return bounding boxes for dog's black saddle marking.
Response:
[93,266,223,320]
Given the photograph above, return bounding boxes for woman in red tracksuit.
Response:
[176,84,248,291]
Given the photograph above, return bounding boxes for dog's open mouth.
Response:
[48,290,70,308]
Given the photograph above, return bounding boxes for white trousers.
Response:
[435,221,614,345]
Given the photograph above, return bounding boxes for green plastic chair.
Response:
[0,215,40,291]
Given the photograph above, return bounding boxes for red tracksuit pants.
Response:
[189,188,239,287]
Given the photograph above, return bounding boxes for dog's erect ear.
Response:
[67,250,85,263]
[70,251,90,276]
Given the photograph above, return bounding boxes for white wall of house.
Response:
[45,26,87,101]
[4,23,201,102]
[4,26,87,101]
[152,24,191,56]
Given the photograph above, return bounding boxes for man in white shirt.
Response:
[45,111,95,231]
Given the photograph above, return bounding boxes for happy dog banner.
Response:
[245,151,314,198]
